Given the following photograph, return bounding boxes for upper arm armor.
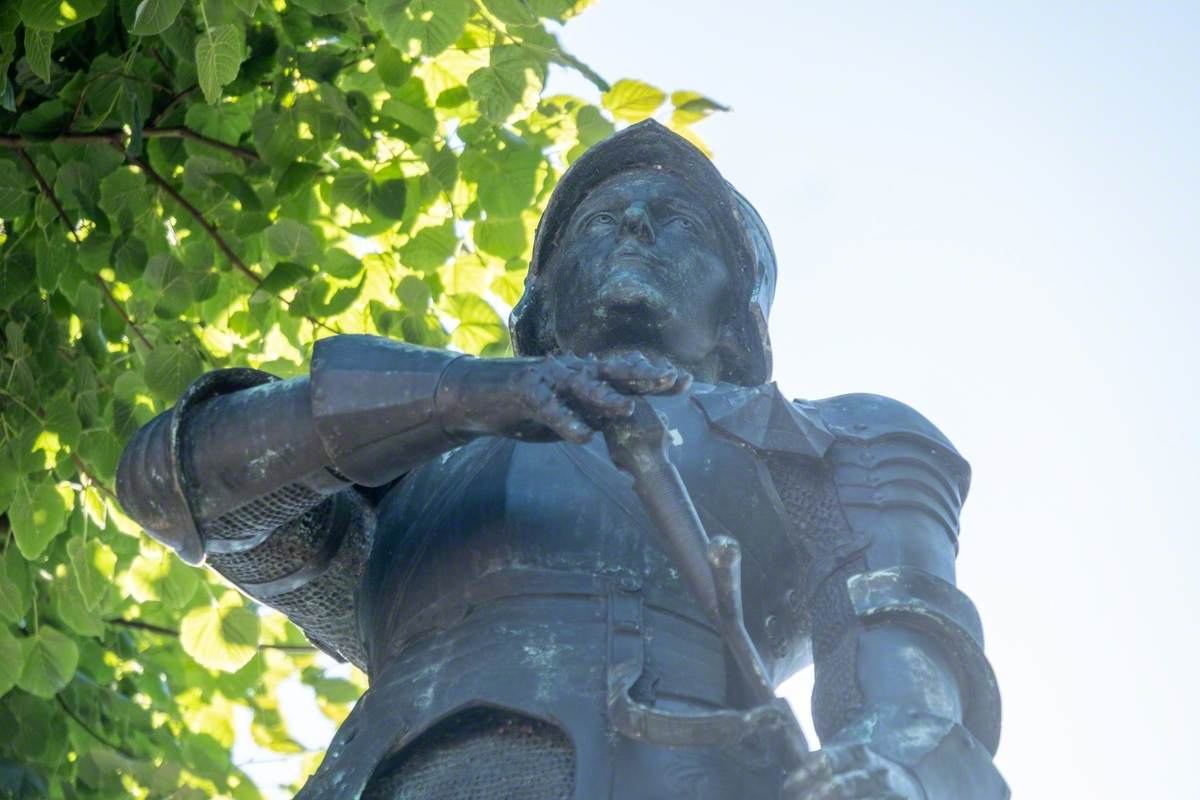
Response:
[811,393,970,569]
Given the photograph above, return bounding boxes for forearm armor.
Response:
[794,394,1008,798]
[116,336,470,669]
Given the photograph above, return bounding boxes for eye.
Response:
[587,212,617,228]
[668,215,696,230]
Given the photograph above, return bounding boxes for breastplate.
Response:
[363,383,816,682]
[305,385,835,800]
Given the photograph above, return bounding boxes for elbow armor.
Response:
[116,368,277,564]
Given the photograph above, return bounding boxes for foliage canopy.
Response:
[0,0,722,796]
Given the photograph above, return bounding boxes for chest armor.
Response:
[304,384,859,800]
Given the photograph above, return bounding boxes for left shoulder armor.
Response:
[808,393,972,547]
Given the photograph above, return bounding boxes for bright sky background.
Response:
[243,2,1200,796]
[544,1,1199,796]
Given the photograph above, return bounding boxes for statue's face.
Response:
[544,169,733,375]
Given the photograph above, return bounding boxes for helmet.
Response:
[509,120,776,386]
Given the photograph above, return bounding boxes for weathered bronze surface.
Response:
[117,120,1007,799]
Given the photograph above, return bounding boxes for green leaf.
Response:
[195,24,243,104]
[602,78,665,122]
[442,292,506,353]
[98,166,147,222]
[159,558,200,608]
[18,0,105,32]
[483,0,538,25]
[461,141,542,217]
[291,0,354,14]
[54,572,105,636]
[23,28,53,83]
[468,49,544,124]
[143,344,203,402]
[0,626,22,697]
[78,430,121,484]
[130,0,184,35]
[670,90,729,125]
[474,217,527,259]
[0,161,33,218]
[208,172,261,210]
[0,545,30,625]
[185,101,252,145]
[373,179,407,220]
[180,596,260,672]
[66,537,116,612]
[400,220,457,272]
[368,0,470,58]
[9,480,71,559]
[17,625,78,697]
[259,261,313,295]
[266,218,322,264]
[275,161,323,199]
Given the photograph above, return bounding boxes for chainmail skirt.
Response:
[361,707,575,800]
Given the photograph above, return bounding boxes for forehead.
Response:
[574,168,712,213]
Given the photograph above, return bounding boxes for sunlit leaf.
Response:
[602,78,665,122]
[180,595,260,672]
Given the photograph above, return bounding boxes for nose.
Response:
[619,202,655,245]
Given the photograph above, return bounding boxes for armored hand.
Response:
[436,350,691,444]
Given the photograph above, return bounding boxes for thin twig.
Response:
[108,617,318,653]
[14,149,80,243]
[151,85,199,126]
[96,275,154,350]
[70,453,118,500]
[13,146,155,350]
[1,126,259,162]
[57,695,141,761]
[119,144,263,286]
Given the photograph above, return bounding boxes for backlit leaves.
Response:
[0,0,723,794]
[602,78,666,122]
[369,0,471,58]
[180,595,260,672]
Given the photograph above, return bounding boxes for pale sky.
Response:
[242,2,1200,796]
[544,2,1199,796]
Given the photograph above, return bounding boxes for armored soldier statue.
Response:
[117,121,1007,799]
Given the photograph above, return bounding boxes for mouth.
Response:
[596,268,668,312]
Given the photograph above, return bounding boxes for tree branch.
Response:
[13,147,155,351]
[119,144,263,286]
[143,127,261,163]
[1,126,259,163]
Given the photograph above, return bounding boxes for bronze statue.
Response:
[117,120,1007,799]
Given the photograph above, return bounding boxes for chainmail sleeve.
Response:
[201,488,375,671]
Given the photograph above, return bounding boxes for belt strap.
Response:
[605,577,785,749]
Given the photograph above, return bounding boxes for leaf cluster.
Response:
[0,0,723,796]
